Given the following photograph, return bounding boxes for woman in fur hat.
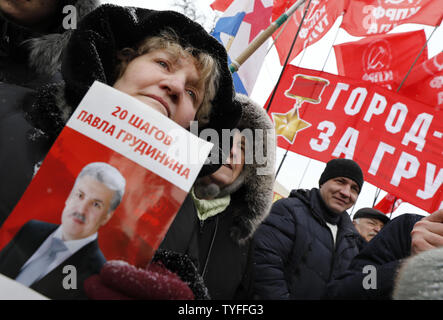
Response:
[0,4,241,226]
[160,94,276,299]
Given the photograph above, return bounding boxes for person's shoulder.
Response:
[20,220,58,233]
[389,213,425,228]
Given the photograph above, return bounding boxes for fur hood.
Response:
[393,247,443,299]
[196,94,276,243]
[0,0,100,76]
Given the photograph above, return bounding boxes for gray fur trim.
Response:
[197,94,276,242]
[53,82,73,122]
[26,0,100,76]
[393,247,443,299]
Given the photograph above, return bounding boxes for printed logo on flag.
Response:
[272,74,329,143]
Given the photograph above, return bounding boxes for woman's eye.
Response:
[186,89,196,100]
[157,60,168,69]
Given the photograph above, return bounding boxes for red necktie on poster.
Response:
[266,65,442,212]
[341,0,443,36]
[334,30,428,90]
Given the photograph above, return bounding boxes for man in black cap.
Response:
[253,158,366,299]
[353,207,390,242]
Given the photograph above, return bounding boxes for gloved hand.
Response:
[84,259,194,300]
[84,249,209,300]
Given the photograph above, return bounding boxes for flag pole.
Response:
[228,0,307,73]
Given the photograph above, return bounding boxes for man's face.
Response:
[113,49,205,129]
[319,177,359,214]
[206,133,245,189]
[354,217,385,242]
[0,0,59,28]
[61,175,116,241]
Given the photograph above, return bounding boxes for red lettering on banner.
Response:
[267,65,443,212]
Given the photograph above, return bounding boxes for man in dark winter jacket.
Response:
[327,209,443,300]
[0,0,101,226]
[253,158,365,299]
[160,94,276,299]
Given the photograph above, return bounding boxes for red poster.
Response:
[334,30,428,90]
[271,0,345,64]
[267,65,443,212]
[341,0,443,36]
[0,82,212,298]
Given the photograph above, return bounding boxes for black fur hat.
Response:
[60,4,241,175]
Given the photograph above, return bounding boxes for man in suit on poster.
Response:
[0,162,126,299]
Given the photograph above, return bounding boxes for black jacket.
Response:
[326,213,424,300]
[0,0,100,89]
[0,0,100,226]
[160,194,255,300]
[253,188,364,299]
[160,94,276,299]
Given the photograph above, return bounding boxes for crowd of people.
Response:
[0,1,442,300]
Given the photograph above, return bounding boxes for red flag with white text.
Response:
[334,30,428,90]
[266,65,443,212]
[271,0,346,65]
[374,193,403,214]
[398,51,443,108]
[341,0,443,36]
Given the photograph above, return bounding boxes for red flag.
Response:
[271,0,346,65]
[399,52,443,108]
[266,65,443,212]
[210,0,235,12]
[341,0,443,36]
[334,30,428,90]
[374,193,403,214]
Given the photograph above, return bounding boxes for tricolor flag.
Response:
[211,0,274,95]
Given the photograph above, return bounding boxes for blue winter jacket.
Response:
[253,188,363,299]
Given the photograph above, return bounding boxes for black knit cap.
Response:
[319,158,364,192]
[353,207,390,224]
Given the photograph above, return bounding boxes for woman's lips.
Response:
[143,95,171,118]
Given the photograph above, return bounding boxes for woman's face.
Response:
[113,49,205,128]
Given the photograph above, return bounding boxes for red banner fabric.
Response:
[341,0,443,36]
[374,193,403,214]
[399,52,443,108]
[334,30,428,90]
[267,65,442,212]
[210,0,235,11]
[271,0,346,65]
